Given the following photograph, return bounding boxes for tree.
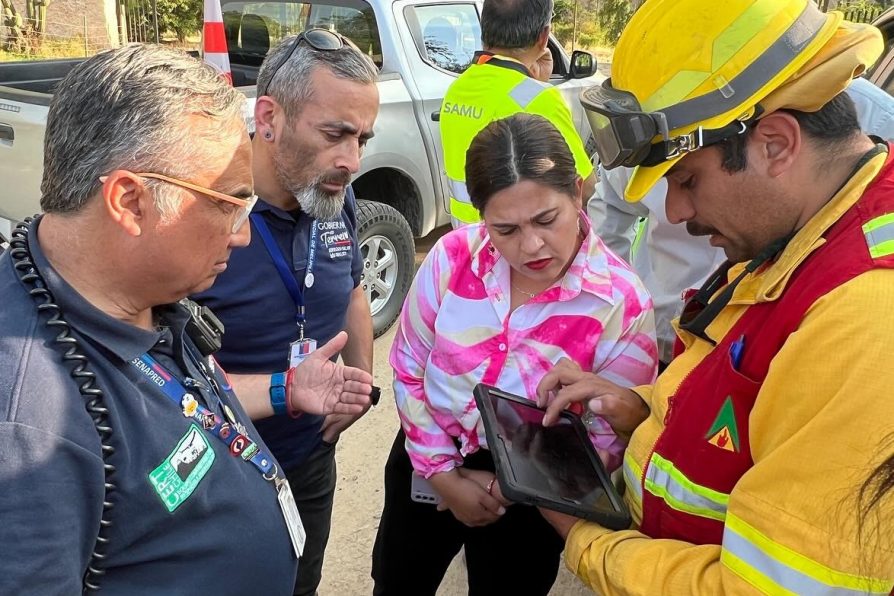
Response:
[597,0,632,45]
[552,0,576,46]
[552,0,634,48]
[155,0,202,42]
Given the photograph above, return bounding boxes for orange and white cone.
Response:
[203,0,232,85]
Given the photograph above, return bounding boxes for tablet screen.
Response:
[493,397,604,501]
[482,386,626,520]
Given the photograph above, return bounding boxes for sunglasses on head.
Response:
[257,28,349,98]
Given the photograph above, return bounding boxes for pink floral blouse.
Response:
[390,214,658,477]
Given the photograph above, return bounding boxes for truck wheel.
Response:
[356,200,415,338]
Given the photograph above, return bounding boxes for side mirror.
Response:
[570,50,597,79]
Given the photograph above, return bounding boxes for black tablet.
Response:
[473,383,631,530]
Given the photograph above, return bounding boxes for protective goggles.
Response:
[581,80,756,170]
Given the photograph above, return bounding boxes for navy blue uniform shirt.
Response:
[0,218,296,595]
[194,188,362,470]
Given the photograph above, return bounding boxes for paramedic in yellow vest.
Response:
[532,0,894,594]
[440,0,595,227]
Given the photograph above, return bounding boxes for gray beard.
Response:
[293,179,346,221]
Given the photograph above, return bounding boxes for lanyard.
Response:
[131,351,277,479]
[251,213,317,337]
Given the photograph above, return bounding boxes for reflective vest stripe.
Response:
[448,177,471,204]
[863,212,894,258]
[508,78,545,109]
[645,2,827,130]
[448,177,478,224]
[449,197,480,225]
[643,452,729,522]
[622,451,643,503]
[721,513,894,595]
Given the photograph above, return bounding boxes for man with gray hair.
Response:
[440,0,595,227]
[0,43,372,594]
[193,29,379,596]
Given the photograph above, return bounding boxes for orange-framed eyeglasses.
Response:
[100,172,258,233]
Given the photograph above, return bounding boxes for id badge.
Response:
[289,338,317,368]
[276,478,306,559]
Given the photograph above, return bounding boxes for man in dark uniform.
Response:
[193,30,378,596]
[0,44,372,595]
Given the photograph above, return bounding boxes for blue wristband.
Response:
[270,371,288,416]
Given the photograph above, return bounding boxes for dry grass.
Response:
[0,35,200,63]
[0,35,96,62]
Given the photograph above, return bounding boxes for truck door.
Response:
[0,96,48,224]
[391,0,482,216]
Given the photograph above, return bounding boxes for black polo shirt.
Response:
[0,217,296,594]
[194,188,362,470]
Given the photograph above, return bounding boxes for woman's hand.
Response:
[429,470,507,527]
[457,468,512,507]
[536,358,650,436]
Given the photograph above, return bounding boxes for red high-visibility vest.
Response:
[639,147,894,544]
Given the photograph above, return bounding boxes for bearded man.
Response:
[193,29,378,596]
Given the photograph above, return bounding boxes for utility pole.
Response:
[572,0,578,52]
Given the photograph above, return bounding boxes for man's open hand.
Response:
[289,331,373,416]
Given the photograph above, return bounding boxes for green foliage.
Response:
[552,0,635,50]
[596,0,631,45]
[155,0,202,42]
[551,0,574,46]
[816,0,891,21]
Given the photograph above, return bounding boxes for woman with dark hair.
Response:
[371,113,658,595]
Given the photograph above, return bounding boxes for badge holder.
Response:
[274,474,306,558]
[289,316,317,368]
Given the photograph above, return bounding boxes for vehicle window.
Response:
[547,40,566,78]
[221,0,382,68]
[867,38,894,81]
[883,68,894,97]
[405,4,481,74]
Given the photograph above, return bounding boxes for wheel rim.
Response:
[360,233,399,317]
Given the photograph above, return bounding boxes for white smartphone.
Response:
[410,473,442,505]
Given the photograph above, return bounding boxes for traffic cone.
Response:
[203,0,232,85]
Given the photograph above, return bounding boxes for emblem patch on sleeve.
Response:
[149,424,215,512]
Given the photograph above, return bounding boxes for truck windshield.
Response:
[221,0,382,69]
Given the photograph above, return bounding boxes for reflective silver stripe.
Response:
[509,78,546,109]
[660,3,827,131]
[723,525,890,596]
[448,177,472,204]
[645,458,728,520]
[622,456,642,502]
[865,221,894,247]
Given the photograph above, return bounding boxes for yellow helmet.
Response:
[581,0,883,201]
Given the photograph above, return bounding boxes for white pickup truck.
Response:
[0,0,603,335]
